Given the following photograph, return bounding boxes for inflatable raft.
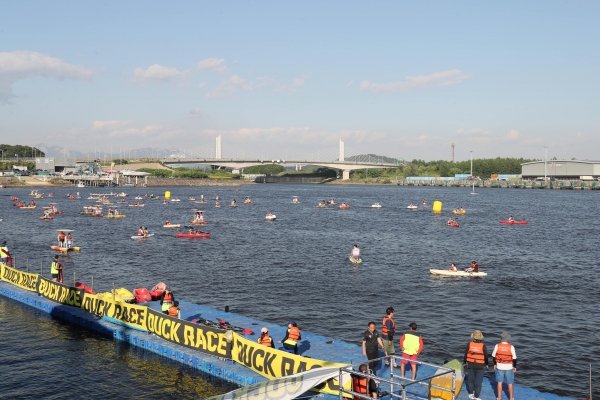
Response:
[430,269,487,277]
[349,256,362,264]
[104,215,126,219]
[175,233,210,238]
[500,220,528,225]
[40,216,53,220]
[51,246,81,252]
[163,224,181,228]
[338,204,350,209]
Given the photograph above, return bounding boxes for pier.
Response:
[397,179,600,190]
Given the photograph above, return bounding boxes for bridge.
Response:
[159,136,399,179]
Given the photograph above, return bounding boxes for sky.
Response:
[1,1,599,161]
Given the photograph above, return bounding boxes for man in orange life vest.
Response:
[492,332,517,400]
[382,307,398,368]
[399,322,423,380]
[463,330,489,400]
[352,363,378,399]
[278,320,301,354]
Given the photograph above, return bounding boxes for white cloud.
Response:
[189,108,203,119]
[133,64,188,86]
[196,57,227,74]
[507,129,521,140]
[205,75,246,97]
[347,80,354,87]
[0,51,94,103]
[360,69,472,93]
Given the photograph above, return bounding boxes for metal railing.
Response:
[338,355,456,400]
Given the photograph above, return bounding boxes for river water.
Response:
[0,184,598,398]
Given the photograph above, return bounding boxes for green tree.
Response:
[243,164,286,174]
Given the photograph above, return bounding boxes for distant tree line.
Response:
[0,144,45,158]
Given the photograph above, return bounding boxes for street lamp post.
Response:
[470,150,473,176]
[544,146,549,180]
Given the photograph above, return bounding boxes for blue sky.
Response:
[1,1,599,161]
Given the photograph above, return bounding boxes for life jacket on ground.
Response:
[168,306,179,317]
[352,376,371,400]
[258,334,272,347]
[495,343,513,364]
[285,326,300,345]
[466,341,485,364]
[382,316,396,337]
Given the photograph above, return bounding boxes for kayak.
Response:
[315,205,327,208]
[429,359,464,400]
[447,222,460,227]
[51,246,81,252]
[229,204,238,208]
[338,205,350,209]
[128,204,145,207]
[111,288,136,303]
[371,204,382,208]
[19,206,37,209]
[131,234,154,239]
[176,233,211,238]
[163,224,181,228]
[195,200,206,203]
[104,215,126,219]
[50,211,62,215]
[189,220,208,225]
[500,220,528,225]
[40,216,53,220]
[91,213,105,217]
[452,210,466,215]
[75,281,96,295]
[244,201,253,205]
[265,215,276,221]
[430,269,487,277]
[133,287,152,304]
[407,205,418,210]
[349,256,362,264]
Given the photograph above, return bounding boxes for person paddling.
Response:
[449,263,458,272]
[465,261,480,273]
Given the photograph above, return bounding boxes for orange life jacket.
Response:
[495,343,513,364]
[382,316,396,337]
[137,229,143,235]
[353,376,370,399]
[258,334,272,347]
[67,234,72,240]
[163,292,173,303]
[168,306,179,317]
[287,326,300,342]
[466,341,485,364]
[59,233,65,240]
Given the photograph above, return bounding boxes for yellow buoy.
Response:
[432,200,442,213]
[165,191,171,199]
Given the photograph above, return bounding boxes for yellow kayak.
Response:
[452,209,466,215]
[429,359,464,400]
[104,214,126,219]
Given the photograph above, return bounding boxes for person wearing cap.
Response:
[492,332,517,400]
[362,321,387,373]
[400,322,423,380]
[278,320,301,354]
[0,241,11,266]
[258,327,274,348]
[464,330,489,400]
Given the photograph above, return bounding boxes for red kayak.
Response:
[447,222,459,227]
[176,233,211,238]
[500,220,528,225]
[40,216,53,220]
[133,287,152,304]
[338,205,350,209]
[75,281,96,294]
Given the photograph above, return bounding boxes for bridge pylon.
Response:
[215,135,222,159]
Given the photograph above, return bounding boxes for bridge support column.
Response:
[342,170,350,180]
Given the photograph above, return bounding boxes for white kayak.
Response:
[265,215,276,221]
[407,205,418,210]
[163,224,181,228]
[131,234,154,239]
[349,256,362,264]
[430,269,487,277]
[371,204,382,208]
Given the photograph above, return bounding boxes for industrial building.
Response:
[521,160,600,180]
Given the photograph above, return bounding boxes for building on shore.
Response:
[521,160,600,180]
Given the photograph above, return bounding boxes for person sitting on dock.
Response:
[465,261,480,273]
[160,289,175,314]
[258,327,275,348]
[351,244,360,260]
[352,363,379,399]
[278,320,301,354]
[449,263,458,272]
[168,301,180,318]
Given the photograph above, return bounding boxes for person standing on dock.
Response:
[362,321,387,373]
[400,322,423,380]
[382,307,397,367]
[0,241,11,266]
[279,320,301,354]
[258,327,275,348]
[464,330,489,400]
[50,255,62,283]
[493,332,517,400]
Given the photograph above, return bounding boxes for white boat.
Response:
[162,224,181,228]
[371,203,382,208]
[77,181,86,188]
[430,269,487,277]
[407,205,418,210]
[265,214,276,221]
[291,196,299,204]
[171,198,181,202]
[131,234,154,239]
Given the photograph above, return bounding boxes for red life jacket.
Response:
[382,316,396,337]
[353,376,370,399]
[258,334,272,347]
[137,229,143,235]
[287,326,300,342]
[163,292,173,303]
[466,341,485,364]
[59,233,65,240]
[168,306,179,317]
[495,343,513,364]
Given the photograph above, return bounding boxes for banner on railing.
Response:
[0,264,38,292]
[146,309,231,359]
[36,276,85,307]
[80,292,148,332]
[230,332,349,395]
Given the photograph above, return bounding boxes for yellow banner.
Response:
[230,332,350,396]
[80,292,148,331]
[0,263,39,292]
[36,276,85,307]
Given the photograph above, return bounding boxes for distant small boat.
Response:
[77,181,86,188]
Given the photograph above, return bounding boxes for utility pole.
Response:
[470,150,474,176]
[451,143,455,163]
[544,145,549,180]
